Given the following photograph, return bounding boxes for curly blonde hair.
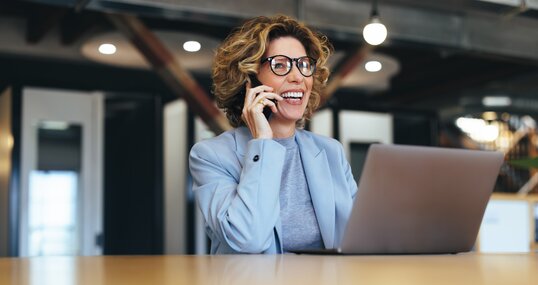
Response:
[212,14,333,127]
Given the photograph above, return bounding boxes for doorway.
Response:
[19,87,103,256]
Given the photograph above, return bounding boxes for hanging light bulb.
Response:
[363,0,387,46]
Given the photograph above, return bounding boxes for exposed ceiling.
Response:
[1,0,538,121]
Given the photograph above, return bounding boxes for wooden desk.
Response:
[1,254,537,285]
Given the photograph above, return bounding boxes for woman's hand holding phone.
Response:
[242,80,283,139]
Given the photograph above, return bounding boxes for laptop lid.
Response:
[340,144,504,254]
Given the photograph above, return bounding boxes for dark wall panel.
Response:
[393,112,439,146]
[104,94,163,255]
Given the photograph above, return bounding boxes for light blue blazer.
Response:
[189,127,358,254]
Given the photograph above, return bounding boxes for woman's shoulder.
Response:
[197,128,237,144]
[190,128,239,155]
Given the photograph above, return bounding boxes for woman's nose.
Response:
[287,64,304,83]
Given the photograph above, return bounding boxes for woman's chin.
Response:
[272,111,304,123]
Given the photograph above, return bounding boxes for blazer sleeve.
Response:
[189,138,286,253]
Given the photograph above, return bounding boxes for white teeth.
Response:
[282,92,303,99]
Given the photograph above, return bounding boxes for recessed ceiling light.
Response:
[482,96,512,107]
[39,120,69,130]
[183,41,201,52]
[98,43,116,55]
[365,60,382,72]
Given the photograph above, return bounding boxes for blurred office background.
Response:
[0,0,537,257]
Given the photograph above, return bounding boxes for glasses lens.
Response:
[297,57,315,76]
[270,56,292,75]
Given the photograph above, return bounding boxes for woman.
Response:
[189,15,357,254]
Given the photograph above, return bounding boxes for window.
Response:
[28,171,78,256]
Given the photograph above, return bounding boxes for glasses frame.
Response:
[261,55,317,77]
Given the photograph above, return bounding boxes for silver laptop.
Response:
[295,144,504,255]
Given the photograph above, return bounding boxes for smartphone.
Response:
[248,74,275,120]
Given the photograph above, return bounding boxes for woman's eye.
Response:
[274,63,286,69]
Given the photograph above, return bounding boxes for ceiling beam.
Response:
[26,6,67,44]
[60,11,103,45]
[106,13,231,135]
[321,44,374,106]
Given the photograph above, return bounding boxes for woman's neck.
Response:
[269,118,296,139]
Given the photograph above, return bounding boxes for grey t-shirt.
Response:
[274,135,324,252]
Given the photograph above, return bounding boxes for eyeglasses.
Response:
[261,55,317,77]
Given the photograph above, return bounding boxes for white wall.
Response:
[310,109,333,138]
[311,109,393,157]
[163,99,188,254]
[339,110,393,159]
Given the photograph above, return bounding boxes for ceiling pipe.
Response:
[74,0,92,13]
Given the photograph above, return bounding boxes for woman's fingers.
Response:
[244,89,282,116]
[250,91,284,105]
[260,98,278,114]
[247,93,281,116]
[243,85,274,119]
[241,83,284,139]
[245,84,273,105]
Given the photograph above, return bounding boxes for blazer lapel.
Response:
[296,131,336,248]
